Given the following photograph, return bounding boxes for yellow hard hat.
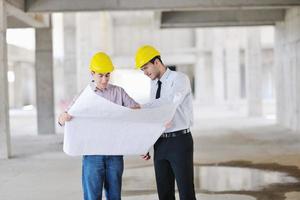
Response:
[89,52,114,74]
[135,45,160,69]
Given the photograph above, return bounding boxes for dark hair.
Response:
[149,56,163,65]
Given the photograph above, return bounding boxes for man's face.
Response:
[92,72,110,89]
[140,60,160,80]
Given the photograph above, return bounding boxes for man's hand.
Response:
[131,104,141,109]
[141,152,151,160]
[58,112,73,126]
[165,121,172,129]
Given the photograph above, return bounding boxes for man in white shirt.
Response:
[135,45,196,200]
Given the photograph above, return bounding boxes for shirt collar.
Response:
[158,67,171,84]
[91,81,111,92]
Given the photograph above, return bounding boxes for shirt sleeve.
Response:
[141,73,191,109]
[121,88,139,108]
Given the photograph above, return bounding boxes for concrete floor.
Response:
[1,109,300,200]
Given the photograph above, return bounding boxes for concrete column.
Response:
[194,51,206,103]
[296,25,300,131]
[224,29,241,109]
[13,62,24,108]
[275,7,300,132]
[297,39,300,131]
[63,13,77,102]
[212,29,225,104]
[0,0,11,158]
[35,26,55,135]
[76,12,113,91]
[245,28,263,116]
[275,21,285,127]
[194,29,214,104]
[22,62,36,106]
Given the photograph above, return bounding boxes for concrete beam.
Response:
[26,0,300,12]
[6,0,24,10]
[6,2,49,28]
[161,9,285,28]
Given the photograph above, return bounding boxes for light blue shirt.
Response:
[142,68,194,133]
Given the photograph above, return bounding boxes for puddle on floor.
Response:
[122,162,300,200]
[194,166,298,192]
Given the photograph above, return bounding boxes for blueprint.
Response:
[63,85,177,156]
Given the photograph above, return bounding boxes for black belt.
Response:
[160,128,190,138]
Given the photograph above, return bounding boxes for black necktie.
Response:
[156,80,162,99]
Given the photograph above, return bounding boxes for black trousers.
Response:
[154,132,196,200]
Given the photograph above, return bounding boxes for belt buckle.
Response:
[161,132,171,138]
[162,129,190,138]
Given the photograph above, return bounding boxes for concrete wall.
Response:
[275,7,300,131]
[7,44,35,109]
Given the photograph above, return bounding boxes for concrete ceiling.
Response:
[25,0,300,12]
[6,0,300,28]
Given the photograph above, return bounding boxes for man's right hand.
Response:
[141,152,151,160]
[130,105,141,109]
[58,112,73,126]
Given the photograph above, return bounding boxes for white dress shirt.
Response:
[142,68,194,133]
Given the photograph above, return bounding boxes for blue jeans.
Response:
[82,155,124,200]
